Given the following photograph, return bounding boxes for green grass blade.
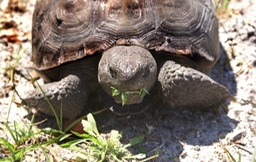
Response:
[121,92,127,106]
[35,81,61,130]
[4,124,18,145]
[100,144,108,162]
[9,45,23,84]
[46,134,72,144]
[221,0,230,10]
[0,138,15,155]
[7,91,16,122]
[0,157,14,162]
[71,131,91,139]
[26,71,62,131]
[28,115,35,134]
[38,145,51,162]
[59,100,63,131]
[63,118,84,133]
[140,88,149,98]
[91,107,108,115]
[221,144,237,162]
[111,87,121,97]
[124,136,144,148]
[14,148,26,161]
[60,139,86,148]
[13,122,21,144]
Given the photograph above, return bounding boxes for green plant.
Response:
[61,113,147,162]
[0,87,71,161]
[111,86,149,106]
[214,0,231,13]
[0,115,70,161]
[2,45,24,83]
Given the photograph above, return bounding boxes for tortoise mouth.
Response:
[109,87,150,105]
[109,92,154,115]
[98,45,157,105]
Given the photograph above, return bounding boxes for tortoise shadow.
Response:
[211,43,237,96]
[95,104,237,160]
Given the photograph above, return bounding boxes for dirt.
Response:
[0,0,255,161]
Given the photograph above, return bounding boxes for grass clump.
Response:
[61,113,147,162]
[0,115,70,162]
[1,94,150,161]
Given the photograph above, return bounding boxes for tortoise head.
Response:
[98,46,157,105]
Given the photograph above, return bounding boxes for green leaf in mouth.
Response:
[110,86,150,106]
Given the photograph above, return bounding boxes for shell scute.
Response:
[32,0,219,70]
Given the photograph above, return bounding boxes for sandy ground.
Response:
[0,0,255,161]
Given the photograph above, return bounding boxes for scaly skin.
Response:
[22,46,230,119]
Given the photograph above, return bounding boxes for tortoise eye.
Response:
[141,69,149,78]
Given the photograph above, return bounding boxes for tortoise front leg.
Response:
[158,60,230,110]
[22,75,88,119]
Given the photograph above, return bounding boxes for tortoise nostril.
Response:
[141,69,149,78]
[109,67,117,79]
[141,72,146,78]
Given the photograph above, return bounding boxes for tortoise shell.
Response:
[32,0,219,70]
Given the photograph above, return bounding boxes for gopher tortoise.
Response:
[23,0,230,119]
